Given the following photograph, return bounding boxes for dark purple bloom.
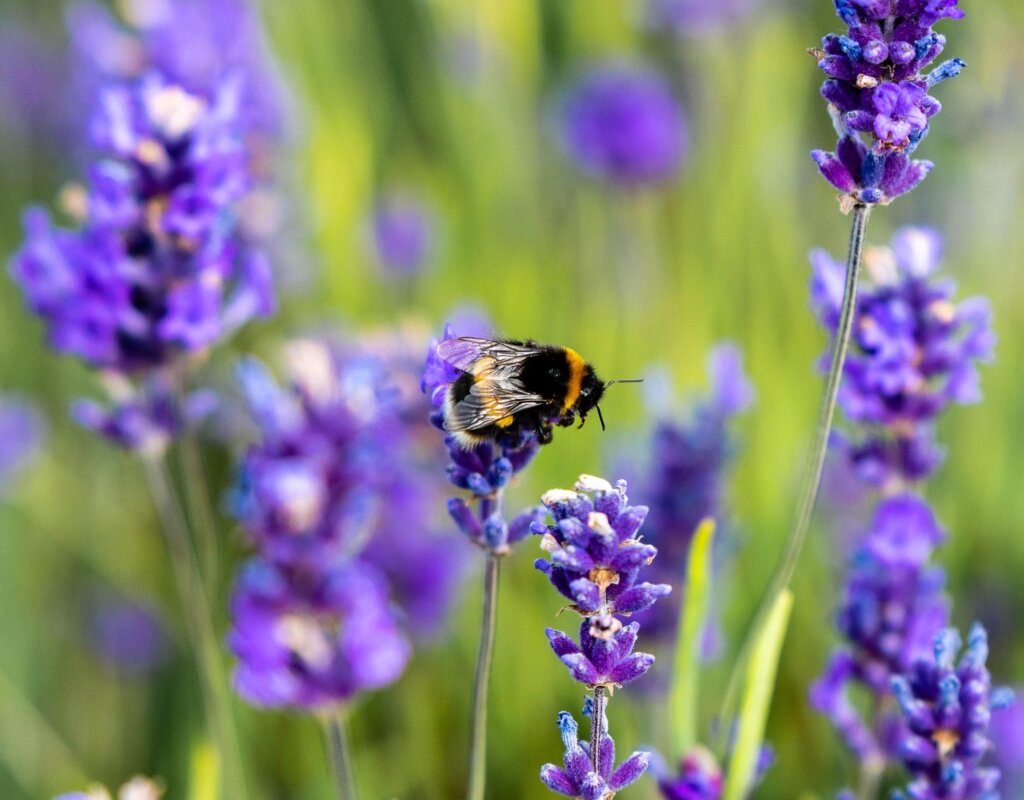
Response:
[811,227,994,487]
[650,746,723,800]
[556,64,687,186]
[546,620,655,688]
[10,73,275,376]
[228,557,410,709]
[811,0,966,203]
[533,475,671,617]
[890,625,1014,799]
[370,194,434,276]
[90,598,169,674]
[540,710,649,799]
[0,396,44,494]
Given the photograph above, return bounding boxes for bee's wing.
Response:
[444,374,548,432]
[436,337,539,377]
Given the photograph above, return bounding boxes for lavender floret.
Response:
[811,227,993,487]
[811,0,966,204]
[890,624,1014,799]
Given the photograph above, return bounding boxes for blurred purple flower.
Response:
[0,22,73,145]
[232,342,398,568]
[811,227,994,487]
[90,598,169,674]
[811,494,950,761]
[650,746,723,800]
[556,64,688,187]
[228,557,409,709]
[67,0,292,143]
[632,343,752,639]
[10,73,275,375]
[540,709,649,799]
[0,396,44,494]
[890,625,1014,799]
[54,775,163,800]
[811,0,966,204]
[370,195,435,276]
[988,687,1024,796]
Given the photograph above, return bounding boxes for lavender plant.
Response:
[421,321,542,800]
[229,339,425,797]
[0,396,44,495]
[533,474,671,797]
[54,776,162,800]
[809,228,1013,796]
[724,0,974,738]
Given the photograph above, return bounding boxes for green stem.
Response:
[324,709,358,800]
[143,455,247,798]
[717,203,871,747]
[467,551,502,800]
[590,686,607,772]
[177,432,221,593]
[856,756,885,800]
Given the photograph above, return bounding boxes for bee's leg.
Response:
[535,422,554,445]
[556,411,575,428]
[576,414,587,430]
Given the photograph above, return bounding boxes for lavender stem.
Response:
[178,431,221,593]
[143,455,247,798]
[324,710,358,800]
[590,686,607,772]
[718,203,871,743]
[467,549,502,800]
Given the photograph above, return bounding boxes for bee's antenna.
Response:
[596,404,606,431]
[605,379,644,387]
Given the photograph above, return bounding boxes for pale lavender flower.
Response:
[644,0,760,34]
[90,598,169,674]
[370,194,435,276]
[228,557,410,709]
[556,64,688,186]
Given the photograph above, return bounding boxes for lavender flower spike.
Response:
[540,710,649,799]
[54,775,163,800]
[812,0,967,205]
[891,624,1014,800]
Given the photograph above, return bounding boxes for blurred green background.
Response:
[1,0,1022,797]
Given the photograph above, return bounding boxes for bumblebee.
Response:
[436,337,639,448]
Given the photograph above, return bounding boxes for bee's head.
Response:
[575,367,606,425]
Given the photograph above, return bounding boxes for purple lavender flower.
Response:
[811,227,994,487]
[546,620,655,688]
[890,625,1014,799]
[90,598,169,675]
[811,0,967,204]
[0,396,44,494]
[650,747,723,800]
[232,342,398,568]
[555,64,688,186]
[67,0,291,143]
[811,493,950,761]
[533,475,671,619]
[632,344,753,638]
[11,73,274,376]
[370,194,435,276]
[228,557,410,709]
[540,710,649,799]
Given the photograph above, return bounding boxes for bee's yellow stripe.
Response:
[561,348,586,412]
